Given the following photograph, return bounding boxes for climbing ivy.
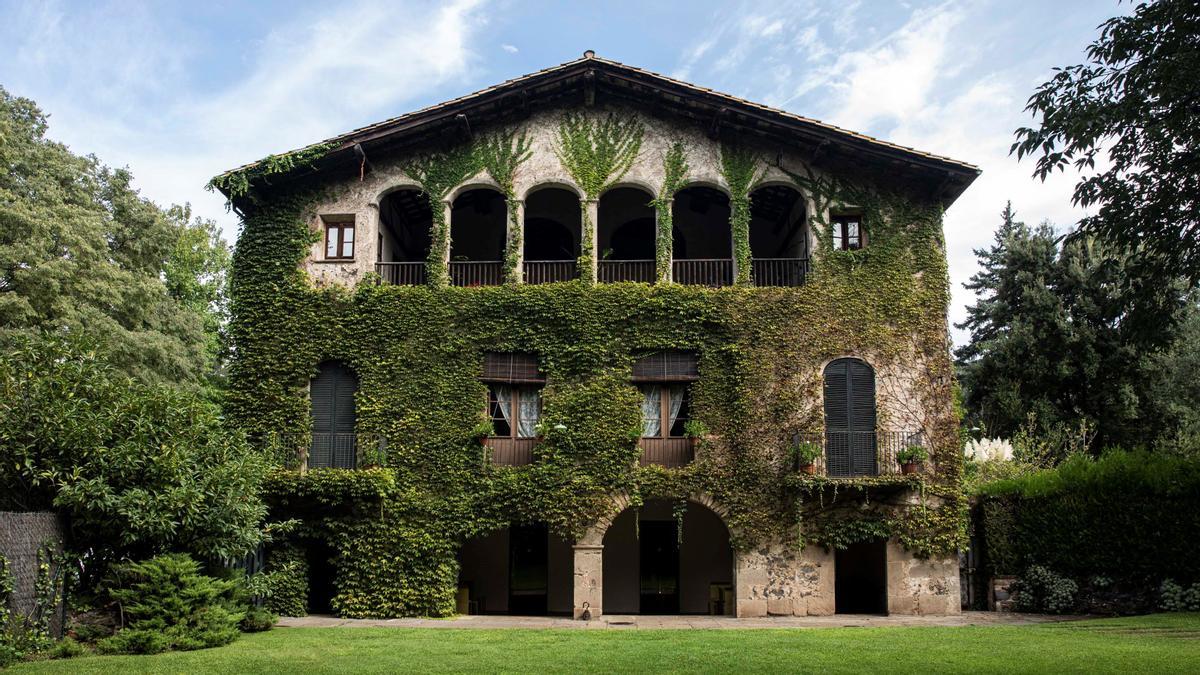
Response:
[553,112,645,282]
[652,141,689,283]
[225,128,963,618]
[400,145,483,287]
[718,143,763,285]
[206,143,336,204]
[476,130,532,284]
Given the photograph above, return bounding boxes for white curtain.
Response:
[517,388,540,438]
[494,385,513,432]
[641,387,661,437]
[668,384,685,433]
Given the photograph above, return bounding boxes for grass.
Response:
[12,613,1200,674]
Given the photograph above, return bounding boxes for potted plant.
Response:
[683,420,709,452]
[791,441,823,475]
[470,420,495,445]
[897,445,928,475]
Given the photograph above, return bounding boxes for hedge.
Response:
[977,450,1200,583]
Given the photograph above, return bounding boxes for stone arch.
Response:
[594,493,736,615]
[522,180,584,201]
[373,180,426,207]
[446,177,503,203]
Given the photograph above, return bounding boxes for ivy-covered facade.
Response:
[214,54,979,619]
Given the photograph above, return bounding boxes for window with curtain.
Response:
[488,384,541,438]
[639,384,690,438]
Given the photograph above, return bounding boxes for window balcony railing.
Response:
[524,260,578,284]
[450,261,504,287]
[752,258,810,287]
[791,430,924,478]
[265,432,389,470]
[638,437,696,468]
[484,437,538,466]
[375,262,426,286]
[599,259,656,283]
[672,259,733,287]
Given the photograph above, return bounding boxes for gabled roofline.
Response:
[214,53,980,203]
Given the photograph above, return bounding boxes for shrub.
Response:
[1012,565,1078,614]
[245,544,309,617]
[48,637,87,659]
[977,450,1200,583]
[791,441,823,467]
[1159,580,1200,612]
[102,553,245,654]
[897,445,928,464]
[240,607,278,632]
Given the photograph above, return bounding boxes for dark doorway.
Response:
[835,540,887,614]
[305,539,337,615]
[509,523,549,615]
[639,520,680,614]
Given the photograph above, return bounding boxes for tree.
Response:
[956,203,1188,450]
[0,333,267,563]
[0,86,228,388]
[1012,0,1200,283]
[164,205,232,386]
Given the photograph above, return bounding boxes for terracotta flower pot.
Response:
[799,463,816,476]
[901,462,919,475]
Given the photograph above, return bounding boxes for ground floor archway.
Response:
[457,524,574,615]
[600,499,734,615]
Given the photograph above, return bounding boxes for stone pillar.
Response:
[584,198,599,283]
[572,543,603,619]
[734,541,834,617]
[440,199,453,284]
[508,198,525,283]
[661,198,674,284]
[885,539,961,615]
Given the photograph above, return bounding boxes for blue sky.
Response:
[0,0,1125,344]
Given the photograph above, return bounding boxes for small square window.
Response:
[832,214,864,251]
[323,217,355,260]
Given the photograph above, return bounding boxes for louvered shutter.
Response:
[847,360,877,476]
[632,351,699,382]
[481,353,544,383]
[310,362,358,468]
[823,360,851,477]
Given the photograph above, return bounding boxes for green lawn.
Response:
[12,613,1200,674]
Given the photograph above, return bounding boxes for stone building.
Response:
[214,53,978,619]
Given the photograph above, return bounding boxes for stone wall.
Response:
[885,539,961,615]
[0,511,66,636]
[734,541,834,617]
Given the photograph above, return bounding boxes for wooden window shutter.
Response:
[481,352,544,383]
[631,351,699,382]
[823,358,876,477]
[310,361,359,468]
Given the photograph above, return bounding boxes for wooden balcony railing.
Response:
[524,260,577,284]
[485,437,537,466]
[599,259,656,283]
[792,430,923,477]
[375,262,426,286]
[265,432,388,470]
[450,261,504,287]
[672,259,733,287]
[638,437,696,468]
[752,258,810,287]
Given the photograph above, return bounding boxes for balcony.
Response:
[599,259,656,283]
[450,261,504,287]
[672,259,733,287]
[524,260,577,284]
[638,437,696,468]
[484,437,537,466]
[792,431,923,478]
[752,258,809,287]
[375,262,426,286]
[267,432,388,470]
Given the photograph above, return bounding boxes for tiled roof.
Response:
[216,52,979,185]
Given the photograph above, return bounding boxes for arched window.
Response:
[749,185,808,286]
[310,361,358,468]
[823,358,877,477]
[377,188,432,285]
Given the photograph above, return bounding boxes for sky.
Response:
[0,0,1125,346]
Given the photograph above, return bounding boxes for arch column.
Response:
[572,543,604,619]
[659,198,674,284]
[507,198,525,283]
[583,198,599,283]
[432,198,453,286]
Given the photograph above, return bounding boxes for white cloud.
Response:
[2,0,491,243]
[501,43,519,53]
